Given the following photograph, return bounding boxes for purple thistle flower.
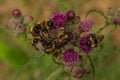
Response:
[52,13,67,27]
[66,10,76,20]
[113,17,120,25]
[62,49,82,66]
[5,20,16,30]
[79,20,94,32]
[73,69,84,79]
[80,34,95,54]
[12,9,21,18]
[23,15,34,24]
[5,22,13,30]
[85,69,91,74]
[15,24,24,34]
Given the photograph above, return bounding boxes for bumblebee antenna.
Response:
[14,52,44,80]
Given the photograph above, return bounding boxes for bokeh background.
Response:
[0,0,120,80]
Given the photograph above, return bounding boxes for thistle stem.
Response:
[14,53,44,80]
[109,25,117,33]
[52,56,63,65]
[46,67,63,80]
[97,22,110,33]
[87,55,95,80]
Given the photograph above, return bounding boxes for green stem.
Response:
[97,22,110,33]
[24,32,28,39]
[56,0,67,12]
[68,74,71,80]
[87,55,95,80]
[96,42,104,52]
[74,0,79,13]
[85,9,108,21]
[109,25,117,33]
[46,67,63,80]
[52,56,63,65]
[14,53,44,80]
[84,55,88,65]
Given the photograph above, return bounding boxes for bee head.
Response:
[62,39,68,45]
[32,37,41,46]
[86,34,98,48]
[86,40,91,46]
[47,20,54,28]
[32,24,41,34]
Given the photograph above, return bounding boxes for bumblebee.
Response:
[32,36,57,54]
[30,23,42,37]
[37,19,54,32]
[32,37,40,44]
[30,19,54,36]
[57,28,69,46]
[42,39,56,54]
[86,34,104,48]
[32,37,42,50]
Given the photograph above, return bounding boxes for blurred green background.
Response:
[0,0,120,80]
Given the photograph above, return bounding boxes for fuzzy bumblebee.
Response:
[30,19,58,54]
[86,34,104,48]
[37,19,54,32]
[41,39,56,54]
[57,28,69,46]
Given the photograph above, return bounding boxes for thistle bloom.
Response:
[62,49,82,66]
[79,20,94,32]
[13,24,24,35]
[85,69,91,74]
[73,69,84,79]
[113,17,120,25]
[16,24,24,31]
[66,10,75,20]
[5,22,15,30]
[80,34,94,54]
[23,15,34,24]
[12,9,21,18]
[52,13,67,27]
